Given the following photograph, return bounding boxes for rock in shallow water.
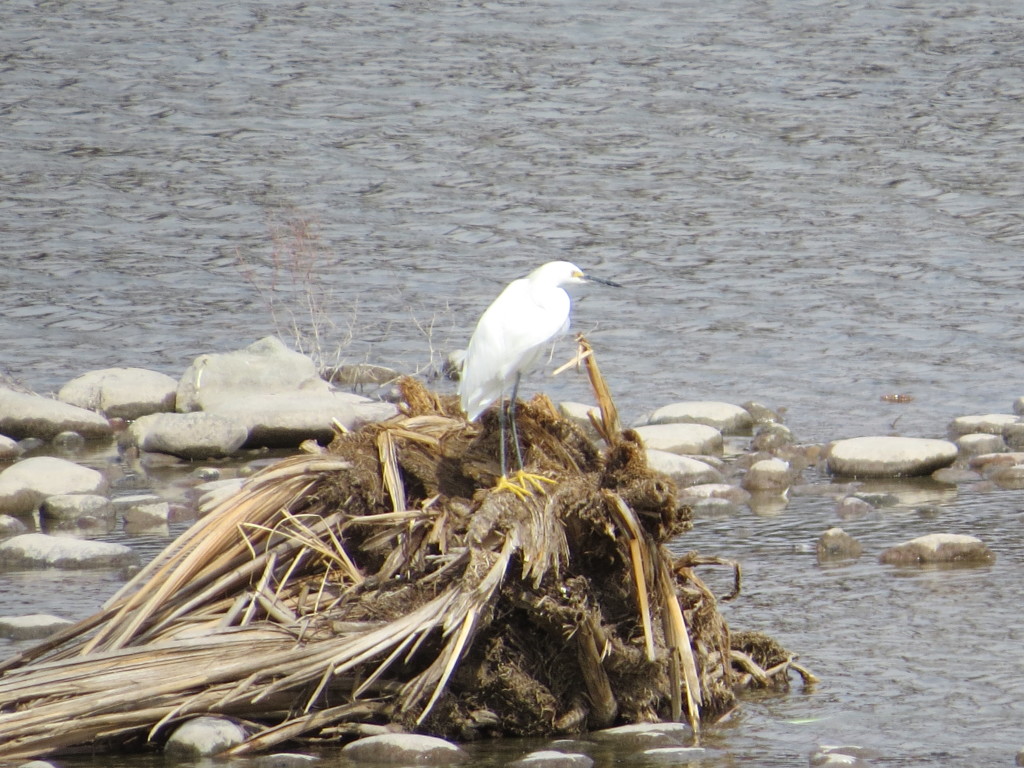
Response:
[645,449,723,487]
[0,388,112,441]
[643,401,754,434]
[633,423,723,456]
[816,527,863,562]
[878,533,995,566]
[0,533,138,570]
[340,733,468,764]
[588,722,692,749]
[509,749,594,768]
[826,436,957,478]
[0,613,73,640]
[164,716,247,758]
[123,412,249,460]
[0,457,108,516]
[58,366,177,420]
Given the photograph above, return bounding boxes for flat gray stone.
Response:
[644,401,753,434]
[165,716,247,758]
[642,746,708,763]
[826,436,958,478]
[176,336,330,413]
[879,533,995,567]
[0,434,21,460]
[253,753,321,768]
[646,450,723,488]
[113,494,171,526]
[123,412,249,459]
[211,391,395,448]
[0,514,29,537]
[341,733,468,765]
[633,424,723,456]
[0,533,138,570]
[955,433,1006,457]
[58,367,177,420]
[0,388,112,441]
[509,750,594,768]
[0,457,108,516]
[40,494,115,522]
[0,613,73,640]
[589,722,692,749]
[948,413,1019,436]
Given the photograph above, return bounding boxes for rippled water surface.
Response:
[3,0,1024,765]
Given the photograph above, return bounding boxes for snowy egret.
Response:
[459,260,621,494]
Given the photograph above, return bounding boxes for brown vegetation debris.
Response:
[0,340,809,760]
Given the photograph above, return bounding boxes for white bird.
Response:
[459,260,621,493]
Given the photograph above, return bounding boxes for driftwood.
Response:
[0,339,812,759]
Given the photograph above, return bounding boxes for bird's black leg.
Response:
[509,372,524,471]
[497,391,509,478]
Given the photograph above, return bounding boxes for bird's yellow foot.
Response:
[494,474,531,499]
[515,470,557,495]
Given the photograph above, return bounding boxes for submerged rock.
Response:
[643,401,753,434]
[0,533,138,570]
[878,533,995,566]
[826,436,957,478]
[164,716,247,758]
[816,527,863,562]
[0,388,112,441]
[742,457,792,491]
[0,457,108,516]
[58,367,177,420]
[341,733,469,765]
[633,423,723,456]
[40,494,115,523]
[642,746,708,763]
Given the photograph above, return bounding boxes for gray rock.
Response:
[741,401,781,424]
[955,432,1005,457]
[816,527,863,562]
[0,434,22,460]
[633,424,723,456]
[0,387,112,441]
[113,494,171,526]
[0,533,138,570]
[40,494,115,522]
[826,436,958,478]
[0,514,29,537]
[341,733,468,764]
[164,715,247,757]
[0,457,108,516]
[646,450,723,488]
[835,496,876,521]
[878,533,995,566]
[687,496,742,518]
[509,750,594,768]
[643,401,753,434]
[642,746,708,763]
[948,413,1019,436]
[210,391,395,448]
[0,613,73,640]
[988,464,1024,490]
[589,722,692,749]
[58,367,178,420]
[678,483,751,506]
[123,412,249,459]
[1001,422,1024,450]
[328,363,401,388]
[751,422,795,451]
[809,745,878,766]
[742,457,792,491]
[176,336,330,413]
[16,761,60,768]
[254,753,321,768]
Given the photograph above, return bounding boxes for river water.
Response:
[3,0,1024,765]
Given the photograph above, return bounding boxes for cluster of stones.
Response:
[560,398,1001,567]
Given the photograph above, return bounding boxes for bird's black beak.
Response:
[584,274,623,288]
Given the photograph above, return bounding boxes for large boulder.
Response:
[58,367,177,419]
[176,336,329,413]
[0,457,108,516]
[826,436,958,478]
[0,388,112,441]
